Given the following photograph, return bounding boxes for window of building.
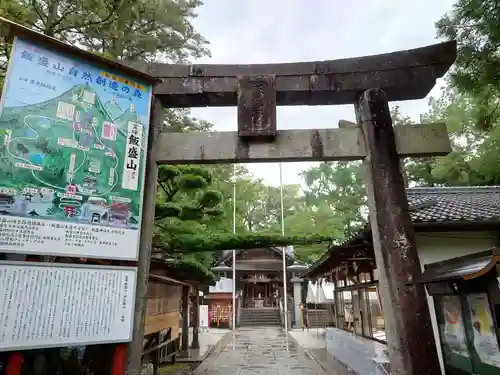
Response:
[334,284,386,343]
[368,286,385,342]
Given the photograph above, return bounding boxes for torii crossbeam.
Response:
[129,40,456,108]
[134,41,456,165]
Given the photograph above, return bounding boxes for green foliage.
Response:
[279,202,345,264]
[408,86,500,186]
[158,232,334,253]
[436,0,500,106]
[163,258,216,285]
[154,165,223,255]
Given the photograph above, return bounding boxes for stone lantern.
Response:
[287,262,309,328]
[287,261,309,279]
[211,262,232,279]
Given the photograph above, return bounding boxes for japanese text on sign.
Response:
[0,262,136,351]
[122,121,143,191]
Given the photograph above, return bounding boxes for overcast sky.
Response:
[190,0,455,188]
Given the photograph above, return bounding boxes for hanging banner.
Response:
[0,37,152,260]
[466,294,500,367]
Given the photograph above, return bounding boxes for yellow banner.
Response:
[99,71,146,91]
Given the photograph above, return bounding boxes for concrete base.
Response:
[325,328,387,375]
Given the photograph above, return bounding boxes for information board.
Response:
[0,262,136,351]
[0,37,152,260]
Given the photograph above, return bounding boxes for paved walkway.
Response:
[193,327,329,375]
[178,328,231,362]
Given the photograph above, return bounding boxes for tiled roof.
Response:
[351,186,500,242]
[305,186,500,276]
[406,186,500,223]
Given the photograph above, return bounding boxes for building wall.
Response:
[144,280,182,336]
[416,231,496,375]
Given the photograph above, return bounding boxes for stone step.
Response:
[306,310,335,328]
[240,318,281,323]
[239,319,281,324]
[240,316,280,321]
[240,313,281,318]
[239,322,281,326]
[238,307,282,326]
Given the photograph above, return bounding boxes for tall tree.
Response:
[280,202,345,264]
[301,161,365,238]
[436,0,500,131]
[78,0,209,61]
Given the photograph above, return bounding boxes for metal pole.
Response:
[279,163,288,331]
[232,164,236,331]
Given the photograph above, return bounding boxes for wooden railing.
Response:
[142,328,181,375]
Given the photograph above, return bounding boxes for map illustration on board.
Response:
[0,38,152,235]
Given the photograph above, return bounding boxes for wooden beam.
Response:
[136,41,457,107]
[148,273,189,286]
[156,123,450,164]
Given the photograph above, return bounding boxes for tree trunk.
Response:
[191,285,200,349]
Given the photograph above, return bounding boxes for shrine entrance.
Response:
[242,273,281,307]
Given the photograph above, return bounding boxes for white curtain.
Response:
[316,280,327,304]
[323,281,335,301]
[306,281,317,304]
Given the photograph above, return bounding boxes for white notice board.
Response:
[0,261,137,351]
[199,305,209,328]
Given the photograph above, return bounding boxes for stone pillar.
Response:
[291,277,303,329]
[356,89,440,375]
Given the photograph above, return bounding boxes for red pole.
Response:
[110,344,127,375]
[6,352,22,375]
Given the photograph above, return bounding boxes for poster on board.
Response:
[0,262,136,351]
[466,294,500,368]
[0,37,152,260]
[199,305,209,330]
[440,295,469,357]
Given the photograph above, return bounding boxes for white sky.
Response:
[190,0,455,187]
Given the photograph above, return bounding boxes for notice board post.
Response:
[124,97,162,375]
[0,16,159,375]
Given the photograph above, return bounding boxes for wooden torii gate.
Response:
[127,40,457,375]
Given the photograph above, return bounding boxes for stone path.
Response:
[193,327,330,375]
